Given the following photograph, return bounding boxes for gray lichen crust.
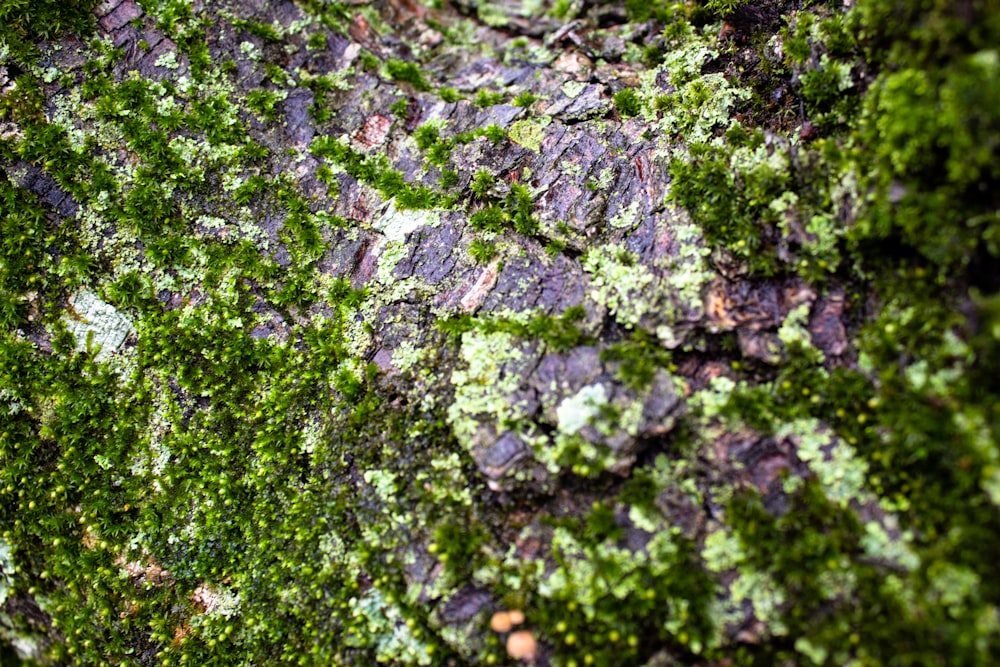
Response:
[63,289,135,360]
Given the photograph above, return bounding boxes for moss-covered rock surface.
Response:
[1,0,999,664]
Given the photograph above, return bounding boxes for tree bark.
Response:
[1,0,998,665]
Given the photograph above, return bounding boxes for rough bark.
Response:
[1,0,999,665]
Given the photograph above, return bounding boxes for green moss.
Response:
[438,87,463,103]
[701,0,748,16]
[438,306,589,353]
[474,90,505,108]
[470,170,495,198]
[386,58,431,92]
[512,91,539,107]
[468,238,497,263]
[613,88,642,118]
[231,17,283,42]
[245,88,287,121]
[389,98,411,118]
[0,0,100,64]
[4,0,1000,664]
[311,135,448,210]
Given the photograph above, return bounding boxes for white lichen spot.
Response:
[63,290,135,361]
[556,383,608,435]
[373,200,439,244]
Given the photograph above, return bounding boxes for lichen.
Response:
[582,245,656,329]
[3,0,1000,664]
[446,330,530,447]
[508,117,551,153]
[63,289,135,360]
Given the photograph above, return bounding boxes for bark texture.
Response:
[1,0,999,665]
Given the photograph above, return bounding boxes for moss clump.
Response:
[468,238,497,263]
[0,0,100,63]
[613,88,642,118]
[386,58,432,92]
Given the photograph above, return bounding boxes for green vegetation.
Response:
[474,90,505,107]
[1,0,999,665]
[701,0,748,16]
[311,136,447,209]
[0,0,100,63]
[512,91,539,107]
[386,58,431,92]
[613,88,642,118]
[438,86,463,103]
[468,238,497,263]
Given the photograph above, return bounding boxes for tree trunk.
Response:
[1,0,998,665]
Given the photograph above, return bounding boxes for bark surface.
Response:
[1,1,999,665]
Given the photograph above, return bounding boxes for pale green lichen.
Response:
[240,40,261,61]
[446,330,529,446]
[555,383,609,435]
[375,240,410,285]
[540,527,681,620]
[690,375,737,421]
[637,32,749,145]
[925,562,983,618]
[778,303,824,363]
[777,419,869,507]
[703,525,788,637]
[608,199,642,230]
[373,200,440,244]
[795,637,830,665]
[0,537,13,605]
[860,518,919,571]
[191,583,242,621]
[660,214,710,308]
[582,245,656,328]
[63,289,135,361]
[476,4,511,28]
[153,48,181,70]
[390,340,427,373]
[561,80,587,98]
[508,117,551,152]
[346,589,435,665]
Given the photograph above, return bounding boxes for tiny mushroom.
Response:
[506,630,538,662]
[490,609,526,633]
[490,611,514,633]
